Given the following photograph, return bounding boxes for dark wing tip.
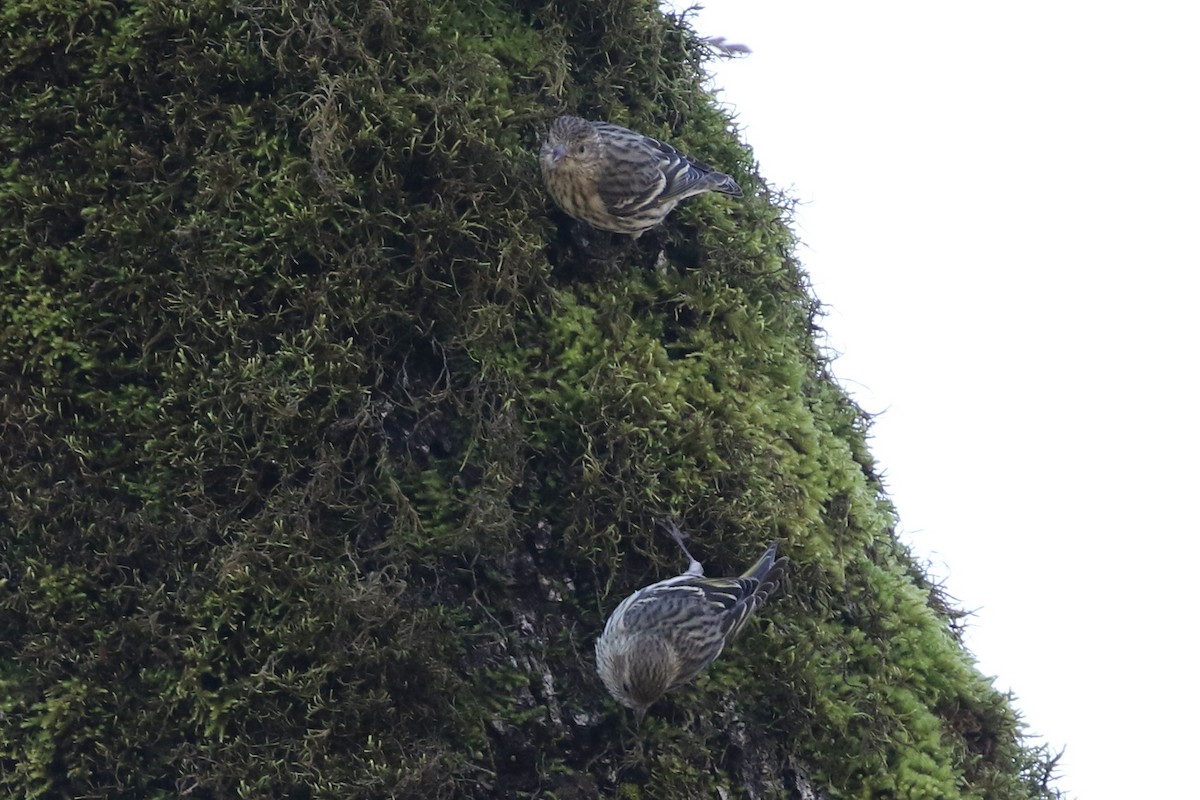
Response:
[747,543,787,600]
[714,172,743,197]
[759,556,789,602]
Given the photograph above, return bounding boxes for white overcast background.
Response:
[666,2,1200,798]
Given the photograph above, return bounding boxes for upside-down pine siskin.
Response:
[540,115,743,237]
[595,521,787,722]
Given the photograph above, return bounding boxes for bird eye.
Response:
[574,143,587,156]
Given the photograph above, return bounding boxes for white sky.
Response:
[667,3,1200,798]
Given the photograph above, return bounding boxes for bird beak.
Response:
[551,144,567,163]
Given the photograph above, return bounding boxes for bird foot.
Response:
[656,517,704,576]
[569,220,593,250]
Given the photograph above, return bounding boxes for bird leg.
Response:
[656,517,704,577]
[569,219,593,250]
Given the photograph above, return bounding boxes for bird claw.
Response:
[656,517,702,572]
[655,516,688,542]
[569,220,593,249]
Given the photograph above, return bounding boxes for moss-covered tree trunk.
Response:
[1,1,1060,797]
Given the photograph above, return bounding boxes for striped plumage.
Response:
[539,115,743,237]
[595,524,787,721]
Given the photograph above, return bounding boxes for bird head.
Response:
[596,633,678,723]
[541,115,601,170]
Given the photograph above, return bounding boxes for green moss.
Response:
[1,0,1061,797]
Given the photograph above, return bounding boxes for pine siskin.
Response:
[540,115,743,237]
[595,520,787,721]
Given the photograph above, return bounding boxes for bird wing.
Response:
[639,135,727,203]
[591,123,723,216]
[588,120,744,219]
[619,574,766,687]
[590,125,668,216]
[621,576,760,626]
[689,575,768,637]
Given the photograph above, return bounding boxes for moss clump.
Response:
[1,1,1061,798]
